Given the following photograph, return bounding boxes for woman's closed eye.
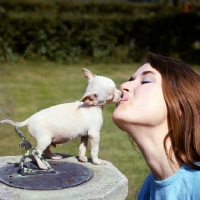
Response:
[141,78,152,84]
[128,76,153,84]
[141,80,151,84]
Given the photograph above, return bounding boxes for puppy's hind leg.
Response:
[44,145,62,160]
[78,136,88,163]
[33,137,52,170]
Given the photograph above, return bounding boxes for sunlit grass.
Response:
[2,60,199,199]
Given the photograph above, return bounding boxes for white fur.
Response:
[1,68,121,169]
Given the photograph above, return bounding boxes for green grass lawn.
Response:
[1,60,199,199]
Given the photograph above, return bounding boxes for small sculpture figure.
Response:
[15,126,55,175]
[1,68,121,169]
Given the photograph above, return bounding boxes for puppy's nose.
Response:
[117,90,123,102]
[120,92,129,101]
[120,91,123,99]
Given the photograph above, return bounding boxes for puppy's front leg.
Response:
[89,133,102,165]
[79,136,88,162]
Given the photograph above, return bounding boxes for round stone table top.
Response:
[0,154,128,200]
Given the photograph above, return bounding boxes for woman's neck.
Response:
[141,142,182,180]
[128,125,183,180]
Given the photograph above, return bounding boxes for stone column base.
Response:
[0,155,128,200]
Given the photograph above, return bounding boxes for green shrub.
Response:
[130,12,200,63]
[0,0,199,64]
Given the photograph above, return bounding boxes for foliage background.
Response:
[0,0,200,64]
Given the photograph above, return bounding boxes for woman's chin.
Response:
[112,109,120,123]
[112,111,125,129]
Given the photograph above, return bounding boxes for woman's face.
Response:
[112,63,168,132]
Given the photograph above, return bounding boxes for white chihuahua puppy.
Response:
[1,68,121,169]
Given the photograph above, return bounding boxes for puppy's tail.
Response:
[1,119,29,127]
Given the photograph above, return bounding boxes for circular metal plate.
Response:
[0,161,93,190]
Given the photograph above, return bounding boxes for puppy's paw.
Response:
[51,154,62,160]
[93,159,102,165]
[78,156,88,162]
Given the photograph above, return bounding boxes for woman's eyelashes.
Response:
[141,80,151,84]
[141,78,152,84]
[128,76,153,84]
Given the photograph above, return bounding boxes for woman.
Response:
[112,53,200,199]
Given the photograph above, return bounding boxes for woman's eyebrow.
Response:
[129,70,155,81]
[141,70,155,76]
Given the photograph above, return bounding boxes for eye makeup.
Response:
[141,77,153,84]
[128,70,155,82]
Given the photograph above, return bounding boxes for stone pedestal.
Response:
[0,155,128,200]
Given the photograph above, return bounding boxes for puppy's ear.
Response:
[82,68,96,80]
[80,93,97,105]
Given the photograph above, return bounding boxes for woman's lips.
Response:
[116,93,129,106]
[120,93,129,101]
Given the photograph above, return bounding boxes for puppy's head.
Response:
[80,68,122,106]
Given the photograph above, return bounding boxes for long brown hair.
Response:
[145,53,200,169]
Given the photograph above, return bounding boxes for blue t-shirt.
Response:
[137,163,200,200]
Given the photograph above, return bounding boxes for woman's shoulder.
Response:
[181,163,200,180]
[138,164,200,199]
[137,173,154,200]
[154,163,200,187]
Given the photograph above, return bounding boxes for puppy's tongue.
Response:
[120,93,129,101]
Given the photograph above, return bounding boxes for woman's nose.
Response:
[120,82,130,92]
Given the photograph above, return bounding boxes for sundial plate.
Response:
[0,161,93,190]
